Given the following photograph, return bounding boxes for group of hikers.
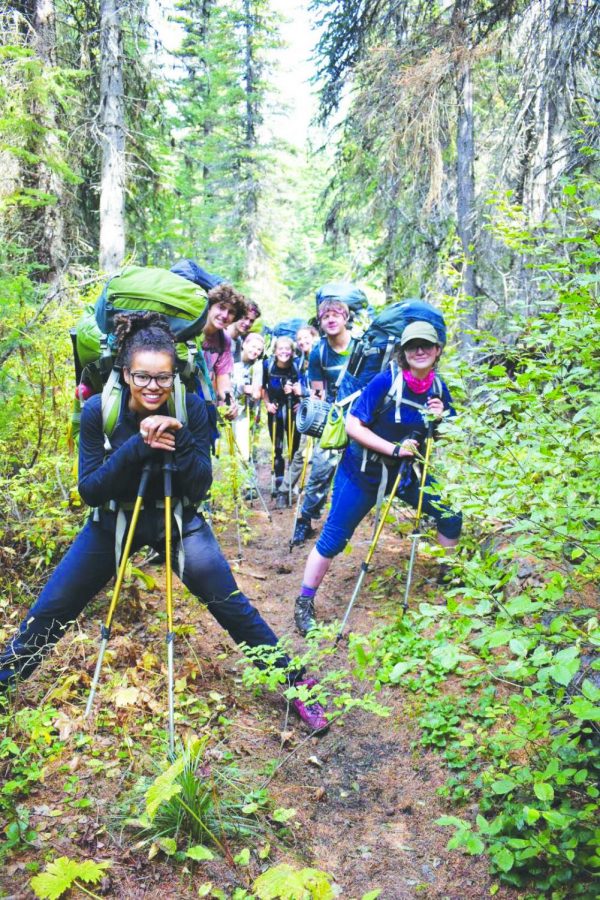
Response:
[0,261,462,736]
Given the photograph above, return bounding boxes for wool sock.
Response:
[300,584,317,599]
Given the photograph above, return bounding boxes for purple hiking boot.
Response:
[290,677,329,733]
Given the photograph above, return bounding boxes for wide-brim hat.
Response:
[400,321,440,346]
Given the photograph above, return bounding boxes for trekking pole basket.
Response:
[296,398,331,438]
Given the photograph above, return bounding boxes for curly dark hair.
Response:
[113,312,176,369]
[207,283,248,322]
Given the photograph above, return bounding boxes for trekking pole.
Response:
[228,426,272,522]
[289,436,313,551]
[85,461,152,719]
[335,458,411,645]
[225,393,243,560]
[402,420,435,611]
[163,452,176,757]
[270,410,278,496]
[286,393,294,507]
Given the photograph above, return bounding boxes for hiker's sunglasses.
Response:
[129,371,175,388]
[403,340,437,352]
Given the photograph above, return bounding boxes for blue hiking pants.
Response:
[0,508,283,685]
[316,464,463,559]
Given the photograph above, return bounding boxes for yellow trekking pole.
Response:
[270,410,278,496]
[85,460,152,719]
[402,420,435,610]
[163,452,176,757]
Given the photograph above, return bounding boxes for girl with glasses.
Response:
[0,313,327,732]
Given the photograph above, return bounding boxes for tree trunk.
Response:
[33,0,67,281]
[99,0,126,273]
[524,0,560,225]
[455,44,478,346]
[384,173,401,301]
[242,0,260,281]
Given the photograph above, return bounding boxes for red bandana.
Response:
[403,368,435,394]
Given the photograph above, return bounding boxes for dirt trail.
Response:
[1,469,511,900]
[204,483,504,900]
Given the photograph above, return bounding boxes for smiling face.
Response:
[402,340,442,376]
[242,334,264,362]
[319,307,348,338]
[274,338,294,366]
[206,300,236,332]
[123,349,174,416]
[235,309,259,336]
[296,328,317,355]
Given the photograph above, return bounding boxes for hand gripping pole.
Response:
[85,461,152,719]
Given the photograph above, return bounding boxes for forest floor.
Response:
[0,461,519,900]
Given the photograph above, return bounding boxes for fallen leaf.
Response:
[53,712,75,741]
[307,755,323,768]
[67,756,81,773]
[114,686,140,708]
[280,730,295,744]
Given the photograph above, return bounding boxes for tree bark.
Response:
[242,0,260,281]
[99,0,126,273]
[33,0,67,281]
[454,2,478,347]
[524,0,560,225]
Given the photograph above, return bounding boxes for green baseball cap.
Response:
[400,321,439,346]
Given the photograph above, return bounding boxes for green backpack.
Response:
[70,266,213,445]
[95,265,209,341]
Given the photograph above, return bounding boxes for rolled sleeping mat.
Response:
[296,398,331,438]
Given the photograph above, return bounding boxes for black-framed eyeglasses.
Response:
[404,340,436,352]
[129,371,175,388]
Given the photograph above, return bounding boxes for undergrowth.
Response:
[345,175,600,898]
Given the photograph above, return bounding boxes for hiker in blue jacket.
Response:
[294,320,462,635]
[0,313,326,731]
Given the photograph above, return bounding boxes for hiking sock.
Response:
[300,584,317,600]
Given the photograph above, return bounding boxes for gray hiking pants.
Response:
[300,444,341,521]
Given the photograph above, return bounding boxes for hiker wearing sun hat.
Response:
[293,318,462,636]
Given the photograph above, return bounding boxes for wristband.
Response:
[392,444,402,458]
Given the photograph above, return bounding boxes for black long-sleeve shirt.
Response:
[78,391,212,507]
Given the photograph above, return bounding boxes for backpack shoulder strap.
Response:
[168,374,188,425]
[101,368,123,448]
[370,361,403,426]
